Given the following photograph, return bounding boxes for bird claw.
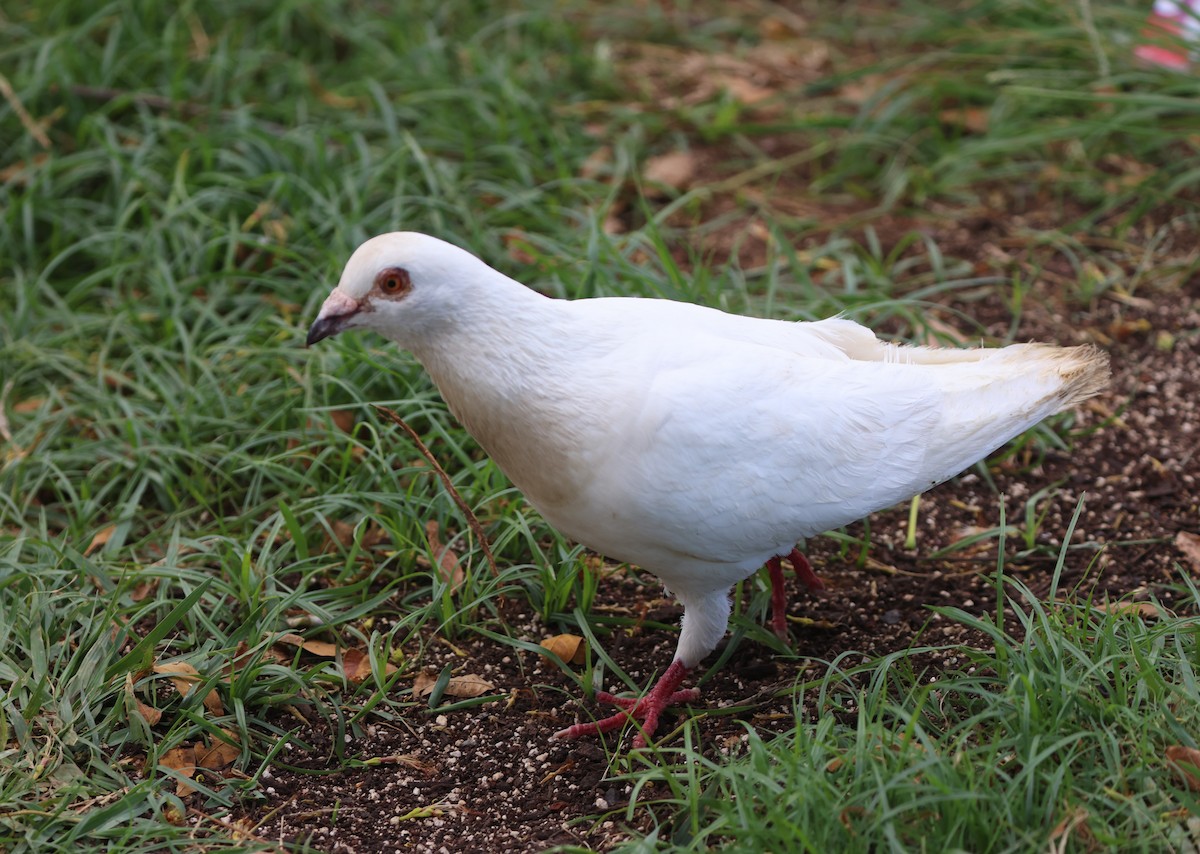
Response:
[553,660,696,748]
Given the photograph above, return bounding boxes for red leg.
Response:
[554,660,698,749]
[767,548,824,640]
[767,556,789,641]
[788,547,824,592]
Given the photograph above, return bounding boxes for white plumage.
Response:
[307,232,1109,745]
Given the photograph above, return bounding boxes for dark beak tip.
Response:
[305,317,338,347]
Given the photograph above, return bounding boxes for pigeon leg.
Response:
[766,556,790,641]
[554,660,699,748]
[787,547,824,592]
[767,548,824,640]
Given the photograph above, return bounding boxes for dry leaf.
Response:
[937,106,990,134]
[443,673,495,698]
[642,150,697,195]
[136,699,163,726]
[130,578,158,602]
[412,671,496,699]
[1047,806,1090,850]
[327,519,356,551]
[1175,531,1200,572]
[425,520,464,591]
[12,397,46,413]
[341,647,381,683]
[84,524,117,557]
[159,746,198,797]
[275,634,397,683]
[153,661,223,715]
[412,670,437,696]
[539,634,587,665]
[1166,745,1200,791]
[295,638,340,658]
[196,729,240,770]
[330,409,357,434]
[1097,600,1161,620]
[126,672,163,726]
[0,153,49,183]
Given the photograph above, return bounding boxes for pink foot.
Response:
[553,660,698,748]
[767,547,823,640]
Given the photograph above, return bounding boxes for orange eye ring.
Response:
[375,266,411,296]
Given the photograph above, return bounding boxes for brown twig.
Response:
[66,84,292,137]
[373,405,499,577]
[0,73,50,148]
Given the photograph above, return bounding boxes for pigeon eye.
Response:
[375,267,411,297]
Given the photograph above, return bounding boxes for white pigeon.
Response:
[307,232,1110,747]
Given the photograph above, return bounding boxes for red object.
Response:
[553,659,699,749]
[556,548,824,747]
[767,547,824,640]
[1136,4,1193,70]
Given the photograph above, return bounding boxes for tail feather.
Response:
[922,342,1110,484]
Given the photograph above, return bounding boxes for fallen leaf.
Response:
[642,150,697,195]
[341,648,375,683]
[130,578,158,602]
[425,520,464,592]
[412,670,437,696]
[937,106,990,134]
[539,634,587,665]
[394,804,446,821]
[12,397,46,413]
[1047,806,1091,850]
[274,633,397,683]
[325,519,356,551]
[295,638,340,658]
[1167,745,1200,791]
[136,699,163,726]
[330,409,357,434]
[0,153,49,183]
[84,524,117,557]
[153,661,223,715]
[159,746,198,797]
[125,672,163,726]
[412,671,496,699]
[1175,531,1200,572]
[1096,600,1161,620]
[196,729,240,770]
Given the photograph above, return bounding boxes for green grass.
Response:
[2,0,1199,850]
[598,518,1200,852]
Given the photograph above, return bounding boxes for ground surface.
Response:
[241,201,1200,854]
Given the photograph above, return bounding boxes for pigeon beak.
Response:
[306,290,361,347]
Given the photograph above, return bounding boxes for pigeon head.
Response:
[306,232,495,348]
